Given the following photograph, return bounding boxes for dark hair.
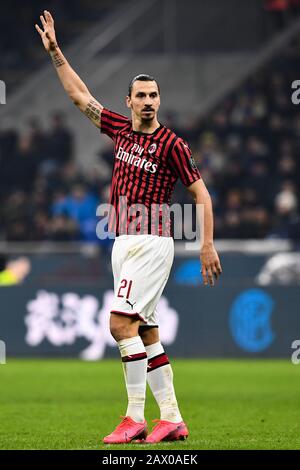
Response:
[128,74,160,96]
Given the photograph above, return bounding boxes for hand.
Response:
[35,10,57,52]
[200,244,222,286]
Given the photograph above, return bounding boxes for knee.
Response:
[110,323,124,342]
[110,314,139,342]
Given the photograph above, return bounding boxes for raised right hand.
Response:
[35,10,57,52]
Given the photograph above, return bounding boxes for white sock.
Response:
[118,336,147,423]
[145,341,183,423]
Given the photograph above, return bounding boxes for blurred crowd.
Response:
[0,112,108,243]
[1,39,300,243]
[173,37,300,241]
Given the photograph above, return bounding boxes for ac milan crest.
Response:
[148,143,157,154]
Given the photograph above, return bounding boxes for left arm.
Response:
[187,179,222,286]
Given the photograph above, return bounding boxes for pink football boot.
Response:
[103,416,147,444]
[141,419,189,443]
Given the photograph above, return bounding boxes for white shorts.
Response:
[110,234,174,326]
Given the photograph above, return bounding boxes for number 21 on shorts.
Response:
[117,279,133,299]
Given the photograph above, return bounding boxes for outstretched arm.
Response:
[187,179,222,286]
[35,10,103,128]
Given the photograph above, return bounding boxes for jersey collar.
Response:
[132,124,163,137]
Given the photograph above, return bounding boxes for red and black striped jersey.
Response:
[100,107,201,237]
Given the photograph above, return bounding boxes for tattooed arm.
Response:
[35,10,103,128]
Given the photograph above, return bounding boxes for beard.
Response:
[140,110,155,121]
[141,115,154,122]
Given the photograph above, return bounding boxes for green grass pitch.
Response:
[0,359,300,450]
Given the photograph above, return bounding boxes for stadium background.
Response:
[0,0,300,450]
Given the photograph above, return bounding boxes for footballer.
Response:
[36,10,222,444]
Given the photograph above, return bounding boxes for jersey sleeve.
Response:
[169,138,201,186]
[100,108,130,140]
